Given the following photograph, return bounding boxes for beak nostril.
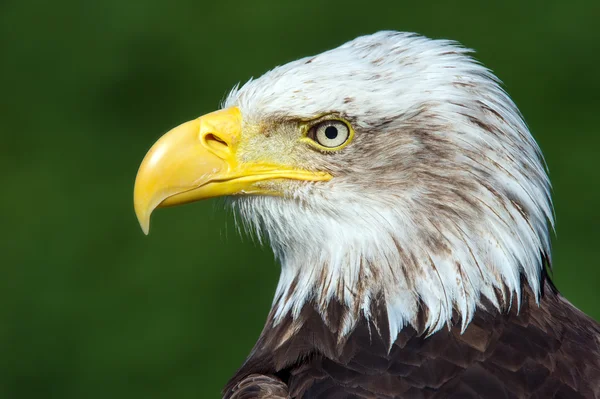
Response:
[203,133,230,153]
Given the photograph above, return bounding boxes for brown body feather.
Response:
[225,279,600,398]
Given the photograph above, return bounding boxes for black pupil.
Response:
[325,126,338,140]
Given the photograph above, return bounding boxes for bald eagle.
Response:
[134,32,600,398]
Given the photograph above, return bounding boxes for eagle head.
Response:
[134,31,553,339]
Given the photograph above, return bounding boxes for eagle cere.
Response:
[134,32,600,398]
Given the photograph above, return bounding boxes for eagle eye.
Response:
[306,120,352,150]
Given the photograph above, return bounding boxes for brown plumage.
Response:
[225,278,600,398]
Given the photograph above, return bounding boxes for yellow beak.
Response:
[133,107,331,234]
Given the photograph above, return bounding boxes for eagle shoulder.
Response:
[224,281,600,398]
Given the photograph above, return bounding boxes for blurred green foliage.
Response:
[1,0,598,397]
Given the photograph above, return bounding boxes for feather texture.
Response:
[226,31,552,337]
[224,281,600,398]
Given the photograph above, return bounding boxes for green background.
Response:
[2,0,598,398]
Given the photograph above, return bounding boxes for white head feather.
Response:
[224,31,553,341]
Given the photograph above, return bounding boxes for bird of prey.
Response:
[133,31,600,398]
